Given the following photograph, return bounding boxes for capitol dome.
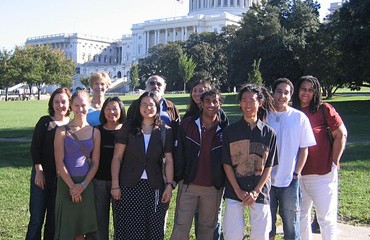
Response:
[188,0,259,16]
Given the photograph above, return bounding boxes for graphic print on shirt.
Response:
[229,139,268,176]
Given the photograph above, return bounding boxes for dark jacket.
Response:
[115,121,173,189]
[127,97,181,138]
[174,116,228,189]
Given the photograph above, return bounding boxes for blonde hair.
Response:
[71,89,91,104]
[89,72,112,88]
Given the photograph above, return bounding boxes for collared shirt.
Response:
[160,98,171,125]
[222,117,278,204]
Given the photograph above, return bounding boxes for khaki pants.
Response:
[170,182,223,240]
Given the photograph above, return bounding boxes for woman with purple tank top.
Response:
[54,90,101,240]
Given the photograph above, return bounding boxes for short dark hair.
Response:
[99,97,126,125]
[200,89,224,103]
[48,87,72,116]
[272,78,294,96]
[292,75,322,113]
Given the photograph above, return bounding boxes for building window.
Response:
[217,0,221,7]
[230,0,234,6]
[224,0,228,6]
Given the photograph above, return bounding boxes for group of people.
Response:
[25,72,347,240]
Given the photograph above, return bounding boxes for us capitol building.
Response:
[26,0,258,91]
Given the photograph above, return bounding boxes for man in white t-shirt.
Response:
[267,78,316,240]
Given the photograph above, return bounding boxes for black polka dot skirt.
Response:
[113,179,166,240]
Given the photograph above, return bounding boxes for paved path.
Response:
[277,222,370,239]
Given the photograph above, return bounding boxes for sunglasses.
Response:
[149,81,163,87]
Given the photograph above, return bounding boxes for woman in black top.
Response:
[93,97,126,240]
[26,87,71,240]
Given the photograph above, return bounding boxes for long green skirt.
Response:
[55,176,98,240]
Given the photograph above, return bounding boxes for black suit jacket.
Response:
[115,122,173,189]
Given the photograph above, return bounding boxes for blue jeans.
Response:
[26,167,57,240]
[270,178,301,240]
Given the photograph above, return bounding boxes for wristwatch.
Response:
[166,180,177,189]
[293,172,301,179]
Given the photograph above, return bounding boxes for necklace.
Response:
[274,111,286,123]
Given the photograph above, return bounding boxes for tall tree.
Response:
[334,0,370,89]
[0,49,19,101]
[138,42,184,91]
[186,32,229,90]
[248,58,263,85]
[11,45,76,99]
[178,52,196,92]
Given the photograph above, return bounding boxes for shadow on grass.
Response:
[341,142,370,165]
[0,142,31,168]
[0,127,34,139]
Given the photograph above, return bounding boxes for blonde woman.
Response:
[54,90,101,240]
[87,72,112,126]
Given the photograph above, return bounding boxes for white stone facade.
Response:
[25,1,258,92]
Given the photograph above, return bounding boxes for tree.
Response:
[247,58,263,85]
[79,76,90,89]
[129,63,139,91]
[186,32,229,90]
[10,45,76,99]
[334,0,370,89]
[0,49,19,101]
[178,52,196,92]
[138,42,184,91]
[229,0,320,87]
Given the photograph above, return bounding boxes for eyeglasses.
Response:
[300,87,315,94]
[149,81,163,87]
[140,103,156,108]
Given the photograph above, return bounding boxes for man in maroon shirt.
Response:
[170,89,227,240]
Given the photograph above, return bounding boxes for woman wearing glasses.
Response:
[292,76,347,240]
[111,92,174,239]
[93,97,126,240]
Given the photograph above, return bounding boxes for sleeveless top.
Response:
[64,129,94,177]
[94,125,120,180]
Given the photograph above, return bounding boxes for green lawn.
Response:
[0,92,369,239]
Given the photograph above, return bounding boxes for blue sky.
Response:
[0,0,332,50]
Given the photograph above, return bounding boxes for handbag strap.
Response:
[321,103,329,127]
[65,125,90,159]
[160,124,166,162]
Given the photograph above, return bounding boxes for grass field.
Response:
[0,91,369,239]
